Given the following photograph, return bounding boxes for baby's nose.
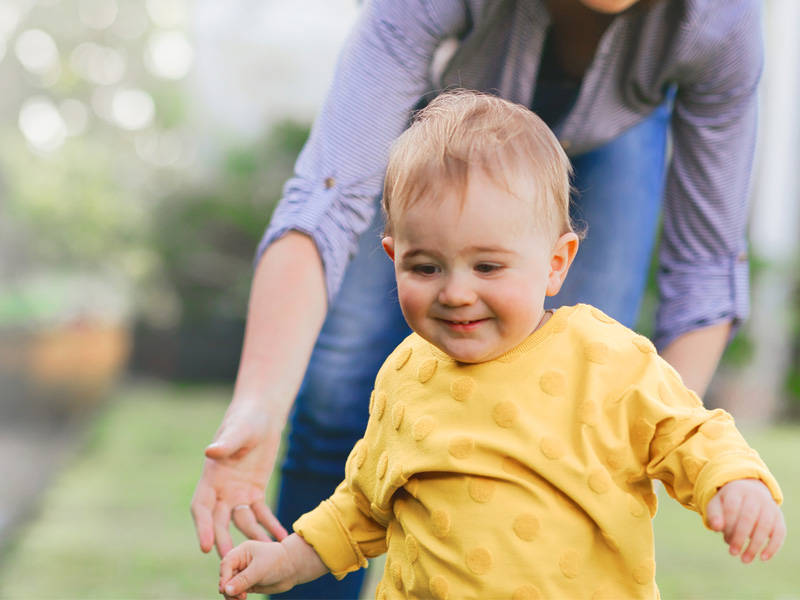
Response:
[438,274,477,306]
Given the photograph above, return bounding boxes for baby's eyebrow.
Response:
[401,246,519,260]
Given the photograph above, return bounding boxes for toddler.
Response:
[219,91,784,599]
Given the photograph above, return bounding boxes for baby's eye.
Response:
[412,264,439,275]
[475,263,501,274]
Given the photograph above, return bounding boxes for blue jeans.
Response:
[274,100,671,599]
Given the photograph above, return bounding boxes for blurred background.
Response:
[0,0,797,598]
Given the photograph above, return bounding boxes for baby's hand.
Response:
[219,533,329,599]
[706,479,786,563]
[219,540,295,599]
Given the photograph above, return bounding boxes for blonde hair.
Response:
[383,90,580,241]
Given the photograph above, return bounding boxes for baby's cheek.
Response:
[396,282,429,326]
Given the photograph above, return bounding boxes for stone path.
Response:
[0,407,88,557]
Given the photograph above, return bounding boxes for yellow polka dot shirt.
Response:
[294,304,782,599]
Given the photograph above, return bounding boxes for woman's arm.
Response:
[191,233,327,557]
[660,321,731,396]
[655,1,763,355]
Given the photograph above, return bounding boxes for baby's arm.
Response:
[706,479,786,563]
[219,533,328,599]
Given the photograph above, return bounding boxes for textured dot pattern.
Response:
[412,416,436,441]
[369,391,375,415]
[465,547,492,575]
[700,420,724,439]
[377,453,388,479]
[375,391,387,420]
[389,464,406,487]
[633,337,656,354]
[559,550,582,578]
[493,400,519,428]
[513,513,541,541]
[540,436,566,460]
[591,308,616,324]
[355,441,368,468]
[392,402,405,430]
[468,477,496,503]
[418,357,438,383]
[430,576,450,600]
[584,342,610,364]
[448,436,475,459]
[579,401,599,426]
[395,347,412,370]
[406,534,419,563]
[450,376,476,402]
[540,371,567,396]
[390,561,403,589]
[431,509,451,538]
[633,559,656,584]
[311,305,747,598]
[588,468,612,494]
[634,419,656,446]
[657,418,680,437]
[607,447,627,470]
[512,585,542,600]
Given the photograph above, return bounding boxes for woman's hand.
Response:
[191,404,288,557]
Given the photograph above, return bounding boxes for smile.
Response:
[439,318,487,331]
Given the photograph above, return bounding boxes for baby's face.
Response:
[383,169,571,363]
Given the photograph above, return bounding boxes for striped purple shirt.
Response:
[257,0,762,349]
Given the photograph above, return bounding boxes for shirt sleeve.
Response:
[293,477,388,580]
[621,352,782,528]
[255,0,470,305]
[655,1,763,350]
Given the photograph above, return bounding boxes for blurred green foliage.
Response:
[147,121,309,325]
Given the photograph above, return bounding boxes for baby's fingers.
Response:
[726,495,759,556]
[739,508,774,563]
[706,494,724,532]
[760,511,787,561]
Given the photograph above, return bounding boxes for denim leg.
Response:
[274,210,410,599]
[546,100,672,328]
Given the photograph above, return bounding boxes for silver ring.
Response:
[232,504,251,512]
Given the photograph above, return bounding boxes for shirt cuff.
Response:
[654,253,749,351]
[695,449,783,529]
[294,499,369,580]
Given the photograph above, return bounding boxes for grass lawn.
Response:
[0,382,797,599]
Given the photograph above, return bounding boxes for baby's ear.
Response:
[546,233,579,296]
[382,237,396,261]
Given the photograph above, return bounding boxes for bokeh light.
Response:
[18,96,67,152]
[14,28,59,75]
[111,87,155,130]
[70,42,126,85]
[145,0,188,28]
[78,0,118,30]
[144,31,193,80]
[0,0,21,38]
